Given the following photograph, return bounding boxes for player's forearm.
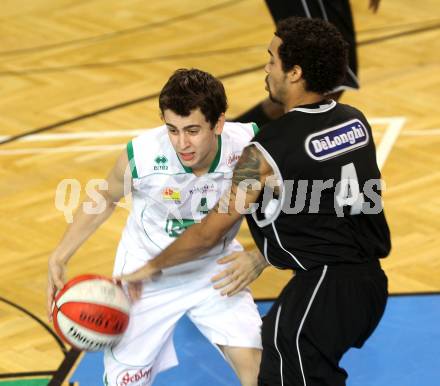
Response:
[150,220,223,271]
[50,198,117,264]
[119,210,242,283]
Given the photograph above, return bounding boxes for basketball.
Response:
[52,274,130,352]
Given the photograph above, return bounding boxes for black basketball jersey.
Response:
[246,100,391,270]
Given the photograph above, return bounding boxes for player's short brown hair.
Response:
[159,68,228,127]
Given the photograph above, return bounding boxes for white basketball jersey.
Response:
[117,121,259,274]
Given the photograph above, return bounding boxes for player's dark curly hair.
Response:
[159,68,228,127]
[275,17,348,93]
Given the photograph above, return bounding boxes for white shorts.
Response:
[103,246,262,386]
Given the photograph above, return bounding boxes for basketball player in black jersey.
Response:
[120,17,390,386]
[236,0,381,126]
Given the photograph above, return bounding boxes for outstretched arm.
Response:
[119,144,273,283]
[47,151,129,319]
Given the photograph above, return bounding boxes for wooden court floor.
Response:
[0,0,439,379]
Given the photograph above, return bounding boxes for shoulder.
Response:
[128,125,167,162]
[252,115,290,145]
[223,121,260,143]
[216,122,260,171]
[335,103,368,120]
[127,125,170,178]
[220,121,260,157]
[130,125,167,148]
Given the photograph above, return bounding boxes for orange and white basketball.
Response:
[52,274,130,351]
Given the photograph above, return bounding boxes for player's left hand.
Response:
[47,256,67,321]
[211,249,268,296]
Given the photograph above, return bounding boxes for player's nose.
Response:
[178,133,190,149]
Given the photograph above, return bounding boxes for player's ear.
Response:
[214,113,225,135]
[287,65,303,83]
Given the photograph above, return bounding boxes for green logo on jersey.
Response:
[154,155,168,170]
[165,218,196,237]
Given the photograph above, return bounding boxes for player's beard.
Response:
[265,75,283,105]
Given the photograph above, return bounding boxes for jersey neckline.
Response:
[289,99,336,114]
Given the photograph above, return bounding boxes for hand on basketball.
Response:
[47,256,67,321]
[211,249,268,296]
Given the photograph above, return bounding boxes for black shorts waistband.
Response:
[295,259,382,277]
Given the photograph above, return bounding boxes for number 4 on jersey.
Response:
[335,163,364,215]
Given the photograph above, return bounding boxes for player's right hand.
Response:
[126,281,143,303]
[211,249,268,296]
[47,256,66,321]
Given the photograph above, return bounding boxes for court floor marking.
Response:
[0,117,406,163]
[0,129,149,142]
[0,144,125,155]
[370,117,405,171]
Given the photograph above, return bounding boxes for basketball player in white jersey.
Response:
[47,69,262,386]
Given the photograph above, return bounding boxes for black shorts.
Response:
[265,0,359,91]
[258,260,387,386]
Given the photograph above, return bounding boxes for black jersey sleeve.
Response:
[250,117,295,179]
